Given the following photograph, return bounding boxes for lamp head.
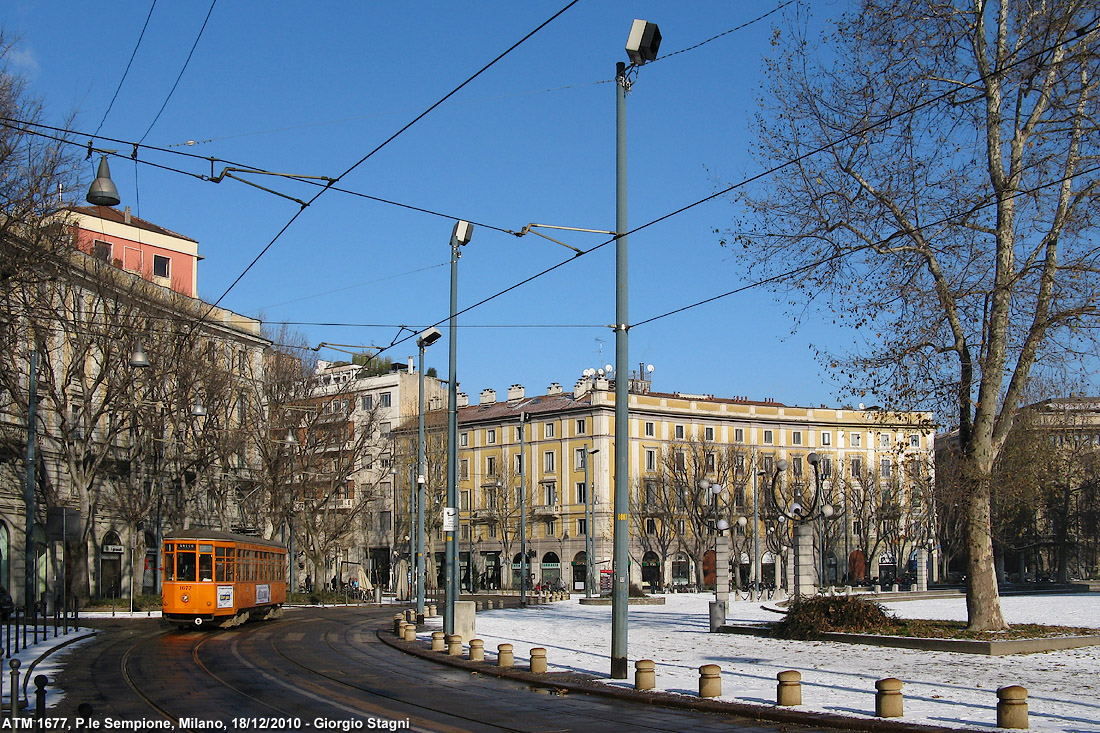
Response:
[736,516,747,528]
[86,156,121,207]
[710,483,723,496]
[417,327,442,348]
[625,19,662,65]
[716,519,730,532]
[775,458,789,472]
[807,452,819,466]
[821,504,835,518]
[130,340,150,368]
[452,220,474,246]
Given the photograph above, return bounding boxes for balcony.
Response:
[530,504,560,519]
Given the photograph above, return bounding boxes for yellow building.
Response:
[454,371,934,593]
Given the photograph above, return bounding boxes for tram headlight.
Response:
[181,594,189,603]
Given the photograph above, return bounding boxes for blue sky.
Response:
[9,1,857,409]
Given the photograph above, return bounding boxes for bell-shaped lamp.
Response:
[86,156,121,207]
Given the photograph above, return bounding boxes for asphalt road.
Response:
[50,605,835,733]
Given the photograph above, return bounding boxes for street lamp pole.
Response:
[611,17,661,681]
[753,466,766,596]
[519,411,528,607]
[584,447,598,598]
[24,349,39,614]
[445,221,472,636]
[416,327,441,619]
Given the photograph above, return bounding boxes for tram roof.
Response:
[164,528,286,549]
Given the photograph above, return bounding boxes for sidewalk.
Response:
[408,592,1100,733]
[0,621,97,715]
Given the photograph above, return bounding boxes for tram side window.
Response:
[164,549,175,581]
[176,544,197,582]
[215,546,236,582]
[199,544,214,582]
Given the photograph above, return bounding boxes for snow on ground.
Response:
[421,593,1100,732]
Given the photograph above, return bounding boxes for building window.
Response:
[576,419,586,435]
[515,454,524,474]
[380,510,392,533]
[543,451,555,473]
[379,392,392,408]
[645,481,657,505]
[850,433,862,447]
[909,434,920,448]
[735,428,744,443]
[574,448,587,470]
[487,429,496,444]
[792,431,802,445]
[705,426,715,441]
[577,482,587,504]
[852,520,863,537]
[735,454,745,474]
[879,433,891,449]
[459,459,469,480]
[821,456,833,478]
[763,455,774,474]
[486,456,497,476]
[152,254,170,278]
[646,449,656,471]
[881,458,892,478]
[645,518,657,536]
[545,422,555,438]
[705,452,715,473]
[821,431,831,446]
[674,451,686,471]
[645,421,655,437]
[379,422,391,435]
[793,456,803,477]
[545,519,556,537]
[544,482,557,505]
[675,425,685,440]
[460,490,470,511]
[577,518,587,536]
[677,519,686,534]
[460,432,468,447]
[361,395,373,410]
[851,457,863,478]
[92,240,111,262]
[763,430,773,444]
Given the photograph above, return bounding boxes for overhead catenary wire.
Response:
[92,0,160,139]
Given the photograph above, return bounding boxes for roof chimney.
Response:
[547,382,563,395]
[123,206,132,224]
[457,392,469,408]
[507,384,525,402]
[480,388,496,405]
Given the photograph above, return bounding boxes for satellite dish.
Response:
[605,363,614,373]
[597,368,605,377]
[858,402,865,410]
[646,364,654,373]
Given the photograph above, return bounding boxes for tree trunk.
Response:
[964,479,1007,630]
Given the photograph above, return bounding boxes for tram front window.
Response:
[199,544,214,582]
[176,545,197,582]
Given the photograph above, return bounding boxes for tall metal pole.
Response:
[24,350,38,612]
[445,222,469,633]
[416,346,427,618]
[611,60,630,679]
[519,412,528,607]
[444,230,460,634]
[752,467,761,592]
[584,447,594,598]
[408,466,415,601]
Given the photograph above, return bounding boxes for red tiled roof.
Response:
[458,393,593,424]
[69,205,198,243]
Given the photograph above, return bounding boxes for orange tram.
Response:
[162,529,287,629]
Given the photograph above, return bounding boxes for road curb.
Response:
[375,623,980,733]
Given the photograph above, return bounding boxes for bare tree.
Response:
[727,2,1100,629]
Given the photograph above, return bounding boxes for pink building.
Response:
[69,205,201,298]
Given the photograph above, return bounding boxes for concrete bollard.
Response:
[777,670,802,706]
[635,659,656,691]
[402,623,416,642]
[431,631,446,652]
[428,603,437,617]
[873,584,882,594]
[891,583,900,593]
[875,678,904,718]
[476,601,484,611]
[447,634,463,656]
[699,664,722,698]
[844,585,853,596]
[497,643,514,668]
[469,639,485,662]
[393,615,404,635]
[405,608,416,623]
[997,685,1029,729]
[530,647,547,674]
